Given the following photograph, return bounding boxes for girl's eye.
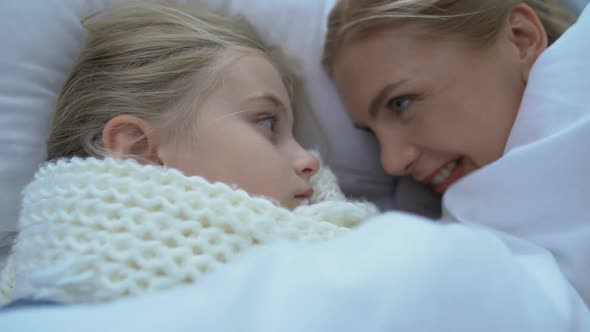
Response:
[387,96,413,115]
[258,114,277,132]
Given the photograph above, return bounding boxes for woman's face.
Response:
[332,25,528,193]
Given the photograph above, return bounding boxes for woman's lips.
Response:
[421,158,466,193]
[433,160,465,193]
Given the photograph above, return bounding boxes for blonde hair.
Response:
[323,0,575,71]
[47,2,303,161]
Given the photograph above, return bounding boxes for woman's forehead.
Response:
[334,23,474,84]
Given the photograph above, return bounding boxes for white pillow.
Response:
[0,0,396,235]
[0,1,85,234]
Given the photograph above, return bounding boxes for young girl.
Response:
[0,2,377,305]
[322,0,589,305]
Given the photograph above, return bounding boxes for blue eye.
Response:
[387,96,413,115]
[258,115,277,132]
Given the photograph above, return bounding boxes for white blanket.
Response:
[0,213,588,331]
[443,2,590,305]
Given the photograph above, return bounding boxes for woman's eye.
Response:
[360,126,375,136]
[387,96,413,115]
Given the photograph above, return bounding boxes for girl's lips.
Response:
[295,188,314,199]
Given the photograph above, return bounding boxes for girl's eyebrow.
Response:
[243,94,290,117]
[245,94,286,109]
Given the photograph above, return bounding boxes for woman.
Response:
[322,0,590,306]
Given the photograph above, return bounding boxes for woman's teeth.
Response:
[431,161,458,185]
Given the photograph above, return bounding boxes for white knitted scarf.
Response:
[0,157,378,305]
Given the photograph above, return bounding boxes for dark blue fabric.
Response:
[1,299,62,311]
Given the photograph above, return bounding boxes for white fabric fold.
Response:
[443,4,590,306]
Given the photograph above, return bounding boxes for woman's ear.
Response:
[505,3,548,83]
[102,115,162,164]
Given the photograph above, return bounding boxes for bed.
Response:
[0,0,589,331]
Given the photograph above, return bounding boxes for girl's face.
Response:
[331,24,531,193]
[158,52,319,209]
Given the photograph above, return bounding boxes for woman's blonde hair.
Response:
[323,0,575,71]
[47,2,304,161]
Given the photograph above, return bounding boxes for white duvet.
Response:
[0,214,587,332]
[1,1,590,331]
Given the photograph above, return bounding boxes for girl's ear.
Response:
[102,115,162,164]
[505,3,548,83]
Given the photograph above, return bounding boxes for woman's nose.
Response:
[378,133,418,176]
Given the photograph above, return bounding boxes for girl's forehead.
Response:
[217,48,275,73]
[215,50,290,100]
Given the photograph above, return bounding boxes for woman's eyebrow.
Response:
[368,79,407,118]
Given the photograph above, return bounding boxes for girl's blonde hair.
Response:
[47,2,304,161]
[323,0,575,71]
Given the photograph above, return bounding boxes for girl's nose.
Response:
[294,148,320,180]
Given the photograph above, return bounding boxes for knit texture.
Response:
[0,157,377,304]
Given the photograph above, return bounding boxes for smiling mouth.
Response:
[421,158,466,193]
[431,161,458,186]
